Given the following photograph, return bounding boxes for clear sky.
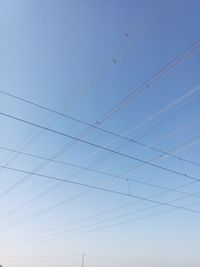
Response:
[0,0,200,267]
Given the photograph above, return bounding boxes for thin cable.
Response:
[95,39,200,123]
[0,141,199,191]
[0,0,167,178]
[134,99,200,139]
[7,116,198,227]
[0,163,199,215]
[5,193,200,246]
[2,117,196,232]
[0,39,199,202]
[0,109,199,182]
[0,162,200,237]
[0,86,200,168]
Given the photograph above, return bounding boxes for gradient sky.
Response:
[0,0,200,267]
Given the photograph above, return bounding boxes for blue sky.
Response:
[0,0,200,266]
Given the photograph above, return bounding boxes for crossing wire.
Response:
[0,86,200,168]
[0,109,200,183]
[0,38,199,202]
[0,134,200,226]
[1,101,198,225]
[0,143,199,202]
[0,1,178,201]
[0,163,199,219]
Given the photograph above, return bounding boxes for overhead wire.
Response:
[0,37,198,230]
[0,38,198,200]
[0,85,199,168]
[0,0,171,200]
[134,99,200,139]
[95,39,200,123]
[2,177,199,244]
[0,0,200,253]
[1,134,199,240]
[0,144,199,196]
[0,102,200,182]
[2,115,198,235]
[0,162,199,230]
[0,100,198,230]
[0,89,199,224]
[124,135,200,176]
[0,136,200,224]
[1,128,199,235]
[4,184,200,246]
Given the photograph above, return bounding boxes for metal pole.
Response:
[81,253,85,267]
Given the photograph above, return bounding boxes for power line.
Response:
[19,194,200,242]
[5,192,200,246]
[0,40,199,231]
[0,163,199,217]
[4,132,199,239]
[0,98,198,222]
[0,156,199,227]
[0,93,198,215]
[0,143,199,206]
[2,173,199,243]
[22,198,200,242]
[1,111,198,227]
[9,180,197,241]
[0,39,198,204]
[62,200,200,245]
[1,115,198,229]
[95,39,200,123]
[2,134,199,239]
[0,86,200,168]
[134,99,200,139]
[1,120,199,237]
[0,2,176,202]
[0,109,199,183]
[121,135,200,177]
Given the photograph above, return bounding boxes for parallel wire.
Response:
[0,85,200,168]
[1,103,199,227]
[0,162,199,231]
[0,103,200,182]
[0,136,200,223]
[1,135,199,240]
[95,39,200,123]
[123,135,200,176]
[2,104,199,216]
[0,98,199,223]
[3,185,200,245]
[2,177,199,242]
[0,144,199,194]
[0,0,199,251]
[4,120,199,240]
[0,1,170,199]
[134,99,200,139]
[0,38,198,234]
[0,38,198,205]
[1,128,199,235]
